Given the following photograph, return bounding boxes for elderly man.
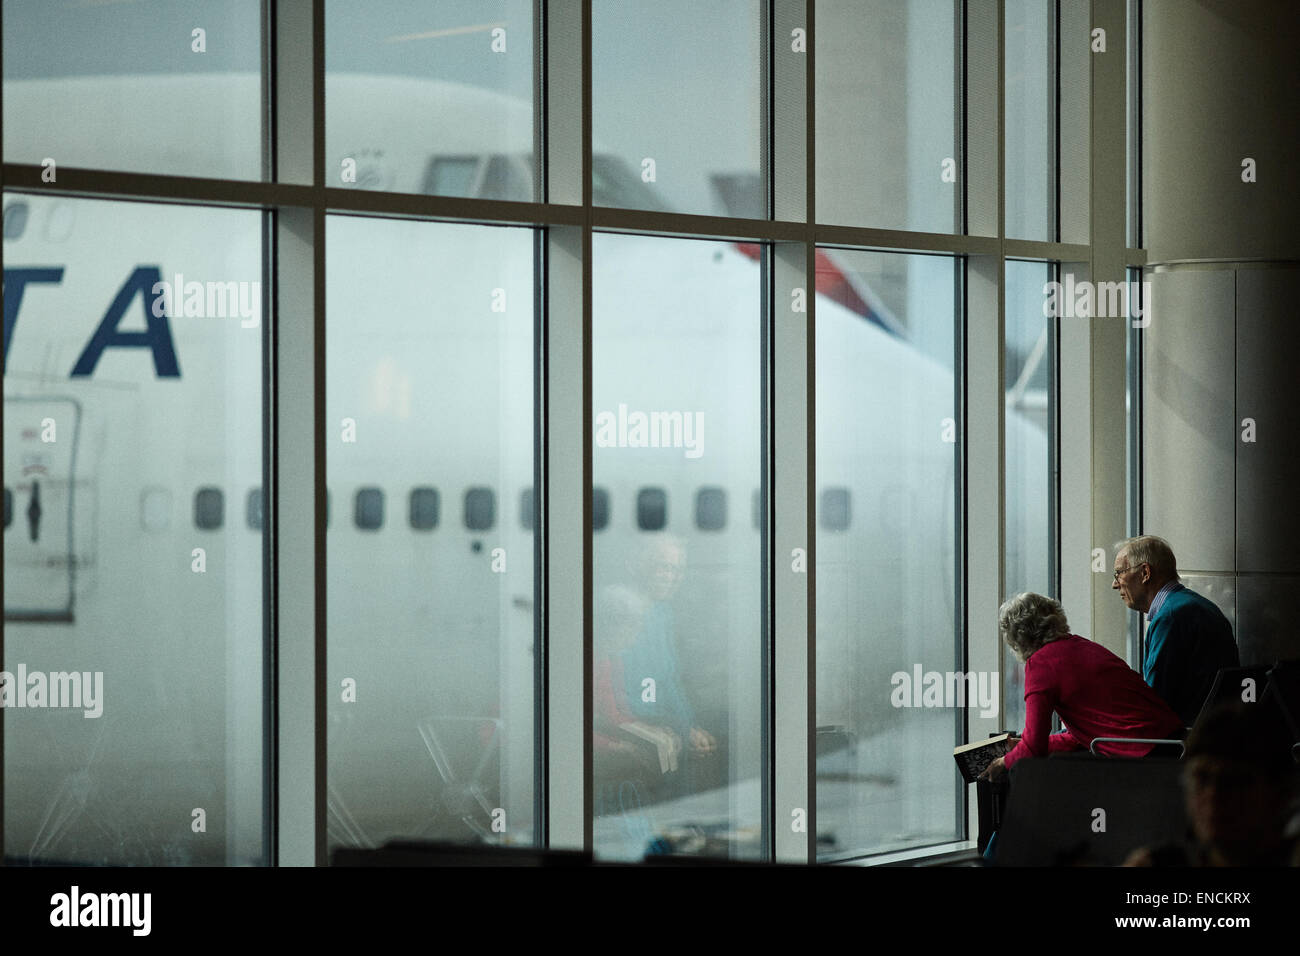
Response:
[620,535,717,759]
[1112,535,1239,725]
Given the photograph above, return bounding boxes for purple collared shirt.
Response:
[1146,579,1182,620]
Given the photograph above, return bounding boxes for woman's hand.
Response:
[979,755,1008,781]
[689,727,716,754]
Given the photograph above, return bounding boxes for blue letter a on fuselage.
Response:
[71,267,180,378]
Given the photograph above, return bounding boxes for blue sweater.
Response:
[1143,585,1239,725]
[620,601,697,738]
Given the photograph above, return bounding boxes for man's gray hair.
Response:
[1119,534,1179,579]
[999,592,1070,662]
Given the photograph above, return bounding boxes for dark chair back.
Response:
[994,755,1186,866]
[1194,665,1273,729]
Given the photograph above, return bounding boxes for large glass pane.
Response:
[1004,260,1054,731]
[3,193,264,863]
[1126,269,1143,663]
[325,218,536,850]
[816,0,959,232]
[1005,0,1055,241]
[592,232,763,860]
[326,0,535,199]
[3,0,262,179]
[1127,0,1141,248]
[815,249,960,858]
[592,0,763,217]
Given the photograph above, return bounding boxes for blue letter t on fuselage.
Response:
[3,266,181,377]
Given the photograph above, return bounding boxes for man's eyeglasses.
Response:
[1113,565,1137,582]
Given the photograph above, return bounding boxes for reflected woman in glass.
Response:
[594,584,669,809]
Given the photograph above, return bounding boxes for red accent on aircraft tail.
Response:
[733,243,872,320]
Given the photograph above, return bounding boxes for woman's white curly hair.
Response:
[999,592,1070,662]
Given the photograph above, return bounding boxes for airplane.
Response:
[2,71,1048,864]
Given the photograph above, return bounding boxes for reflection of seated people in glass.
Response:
[982,591,1185,783]
[593,584,677,811]
[619,535,719,797]
[1124,702,1300,867]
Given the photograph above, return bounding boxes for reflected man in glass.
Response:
[619,535,718,796]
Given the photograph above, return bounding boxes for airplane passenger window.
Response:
[139,488,172,533]
[519,488,534,530]
[819,487,851,531]
[636,487,668,531]
[409,487,440,531]
[195,487,225,530]
[464,487,496,531]
[695,486,727,531]
[592,486,610,531]
[354,487,384,531]
[246,488,264,531]
[3,200,28,239]
[3,487,11,528]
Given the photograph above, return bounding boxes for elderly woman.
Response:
[983,592,1185,780]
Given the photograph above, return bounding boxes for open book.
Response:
[619,722,681,774]
[953,733,1016,783]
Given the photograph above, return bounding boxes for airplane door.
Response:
[4,396,80,621]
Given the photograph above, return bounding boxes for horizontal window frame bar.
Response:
[590,206,805,242]
[1002,238,1091,260]
[3,164,314,211]
[4,164,1145,265]
[0,164,581,227]
[813,226,997,254]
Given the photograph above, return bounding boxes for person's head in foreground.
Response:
[999,591,1070,664]
[1181,701,1298,866]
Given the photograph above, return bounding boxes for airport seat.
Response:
[993,754,1186,866]
[1261,660,1300,756]
[1088,736,1185,757]
[975,775,1011,854]
[1084,663,1279,758]
[1195,664,1273,728]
